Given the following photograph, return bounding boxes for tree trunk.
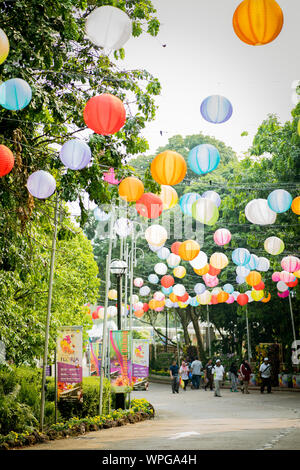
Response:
[177,309,191,346]
[189,306,205,360]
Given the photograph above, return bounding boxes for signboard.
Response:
[90,341,102,376]
[57,326,83,401]
[132,339,149,380]
[109,330,132,393]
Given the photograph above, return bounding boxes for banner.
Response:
[132,339,149,380]
[109,330,132,393]
[89,341,102,376]
[57,326,83,401]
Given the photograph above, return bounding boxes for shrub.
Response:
[152,352,174,371]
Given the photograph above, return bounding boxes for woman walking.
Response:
[240,359,252,394]
[229,361,239,392]
[179,360,190,391]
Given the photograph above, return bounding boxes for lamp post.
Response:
[289,290,297,344]
[110,260,127,330]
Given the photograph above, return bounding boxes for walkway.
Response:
[26,383,300,450]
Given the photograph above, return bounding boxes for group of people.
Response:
[169,356,273,397]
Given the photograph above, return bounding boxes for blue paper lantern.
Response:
[245,254,259,271]
[200,95,233,124]
[0,78,32,111]
[179,192,201,216]
[94,207,111,221]
[232,248,251,266]
[161,286,173,295]
[190,296,199,307]
[188,144,220,175]
[267,189,293,213]
[157,247,170,260]
[202,190,221,208]
[27,170,56,199]
[148,274,159,284]
[223,283,234,294]
[60,139,91,170]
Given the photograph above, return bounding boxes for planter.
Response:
[292,374,300,389]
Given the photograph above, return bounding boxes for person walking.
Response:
[212,359,225,397]
[240,359,252,394]
[204,359,214,391]
[169,359,179,394]
[190,357,202,389]
[179,360,190,391]
[259,357,272,394]
[229,361,239,392]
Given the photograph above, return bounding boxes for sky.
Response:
[120,0,300,157]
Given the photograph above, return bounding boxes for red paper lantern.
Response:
[92,310,99,320]
[253,281,265,291]
[136,193,163,219]
[211,295,218,305]
[83,93,126,135]
[134,309,144,318]
[0,144,14,177]
[286,278,298,288]
[208,264,221,276]
[143,303,149,312]
[177,292,189,302]
[161,275,175,288]
[237,293,249,306]
[171,241,182,255]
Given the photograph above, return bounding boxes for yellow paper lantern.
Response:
[178,240,200,261]
[194,264,210,276]
[293,270,300,279]
[173,266,186,279]
[233,0,284,46]
[160,185,178,210]
[118,176,144,202]
[196,291,212,305]
[169,292,178,303]
[251,289,265,301]
[151,150,187,186]
[0,29,9,65]
[178,301,188,309]
[210,252,229,270]
[108,289,118,300]
[246,271,262,287]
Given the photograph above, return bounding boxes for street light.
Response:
[110,259,127,330]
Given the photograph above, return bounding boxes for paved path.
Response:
[27,383,300,450]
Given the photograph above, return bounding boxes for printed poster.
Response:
[132,339,149,381]
[57,326,83,401]
[109,330,132,393]
[90,341,102,376]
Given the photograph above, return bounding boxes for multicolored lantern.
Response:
[197,290,212,305]
[136,192,163,219]
[167,253,181,268]
[232,248,251,266]
[245,199,276,225]
[178,240,200,261]
[277,281,288,292]
[179,192,201,216]
[251,289,265,301]
[173,284,186,297]
[59,139,91,170]
[200,95,233,124]
[245,254,259,271]
[267,189,292,213]
[27,170,56,199]
[264,236,285,255]
[193,264,209,276]
[0,29,9,64]
[160,185,178,210]
[281,256,300,273]
[213,228,231,246]
[191,198,219,225]
[208,264,221,276]
[0,144,14,177]
[188,144,220,175]
[217,291,230,303]
[151,150,187,185]
[0,78,32,111]
[83,93,126,135]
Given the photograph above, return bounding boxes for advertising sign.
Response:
[57,326,83,401]
[90,341,102,376]
[109,330,132,393]
[132,339,149,380]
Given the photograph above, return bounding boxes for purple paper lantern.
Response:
[27,170,56,199]
[59,139,91,170]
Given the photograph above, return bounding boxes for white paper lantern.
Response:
[165,299,174,308]
[257,257,270,272]
[236,266,250,278]
[114,217,133,237]
[134,277,143,288]
[27,170,56,199]
[145,224,168,247]
[130,294,139,304]
[245,290,254,303]
[194,283,206,295]
[154,263,168,276]
[264,236,284,255]
[167,253,181,268]
[59,139,91,170]
[148,274,159,284]
[245,199,277,225]
[173,284,186,297]
[153,291,165,301]
[157,246,170,260]
[189,251,208,269]
[277,281,288,292]
[139,285,150,296]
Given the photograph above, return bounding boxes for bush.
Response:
[152,352,174,371]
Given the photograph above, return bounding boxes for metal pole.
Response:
[40,193,59,431]
[117,275,122,330]
[54,343,58,424]
[128,231,134,407]
[124,243,129,330]
[165,311,168,352]
[206,305,211,357]
[99,208,114,415]
[175,309,180,365]
[245,305,252,361]
[288,293,297,343]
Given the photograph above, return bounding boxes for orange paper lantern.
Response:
[291,196,300,215]
[118,176,144,202]
[261,292,271,303]
[211,295,218,305]
[0,144,14,177]
[161,275,175,288]
[253,280,265,291]
[217,291,229,303]
[194,264,210,276]
[178,240,200,261]
[134,309,144,318]
[246,271,262,287]
[169,292,178,303]
[208,264,221,276]
[83,93,126,135]
[151,150,187,186]
[233,0,284,46]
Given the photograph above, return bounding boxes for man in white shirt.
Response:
[212,359,225,397]
[190,357,202,390]
[259,357,272,394]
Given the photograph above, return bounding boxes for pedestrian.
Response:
[239,359,252,394]
[204,359,214,391]
[179,360,190,391]
[259,357,272,394]
[190,357,203,389]
[169,359,179,394]
[212,359,225,397]
[229,361,239,392]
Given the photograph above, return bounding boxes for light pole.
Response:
[289,290,297,344]
[110,259,127,330]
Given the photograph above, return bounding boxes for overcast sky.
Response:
[121,0,300,156]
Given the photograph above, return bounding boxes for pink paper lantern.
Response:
[203,273,219,287]
[278,290,290,298]
[103,167,120,185]
[281,256,300,273]
[226,294,235,304]
[133,277,144,288]
[213,228,231,246]
[272,272,281,282]
[279,271,296,283]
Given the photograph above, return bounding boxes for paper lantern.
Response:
[212,288,222,296]
[197,290,212,305]
[107,306,118,318]
[245,291,254,303]
[213,228,231,246]
[173,284,186,297]
[245,199,276,225]
[161,275,174,288]
[0,29,9,64]
[190,296,200,307]
[130,294,139,305]
[202,190,221,208]
[208,264,221,276]
[59,139,91,170]
[169,292,178,303]
[210,252,228,270]
[153,291,165,301]
[277,281,288,292]
[278,290,289,299]
[27,170,56,199]
[246,271,262,286]
[85,6,132,50]
[134,310,145,318]
[261,293,271,303]
[140,286,150,296]
[189,251,208,270]
[0,145,14,177]
[171,241,182,255]
[179,192,202,216]
[236,265,250,278]
[178,240,200,261]
[218,291,230,303]
[0,78,32,111]
[237,293,248,306]
[211,295,219,305]
[226,294,235,304]
[177,292,189,302]
[294,270,300,279]
[143,303,149,312]
[194,283,206,295]
[145,225,168,247]
[165,299,174,308]
[223,284,234,294]
[253,281,265,291]
[136,192,163,219]
[94,207,110,221]
[286,278,298,288]
[173,266,186,279]
[192,198,219,225]
[157,247,170,261]
[264,236,284,255]
[272,272,281,282]
[150,150,187,185]
[232,0,284,46]
[149,244,162,253]
[133,301,144,311]
[267,189,292,213]
[257,257,270,272]
[92,309,99,320]
[193,264,209,276]
[154,263,167,276]
[134,278,144,288]
[236,275,246,285]
[188,144,220,175]
[103,168,119,185]
[108,289,118,300]
[83,94,126,135]
[203,274,219,288]
[167,253,181,268]
[118,176,144,202]
[279,271,295,283]
[291,196,300,215]
[281,256,300,273]
[114,217,133,237]
[245,254,259,271]
[160,185,178,210]
[200,95,233,124]
[162,286,173,295]
[251,290,265,301]
[232,291,240,300]
[232,248,251,266]
[148,274,159,284]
